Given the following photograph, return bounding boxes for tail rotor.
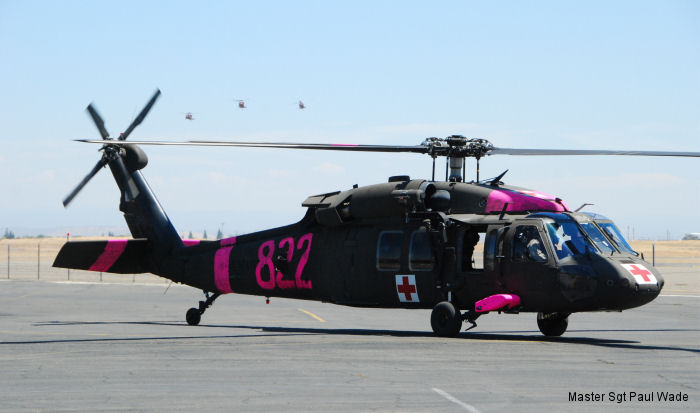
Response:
[62,89,161,207]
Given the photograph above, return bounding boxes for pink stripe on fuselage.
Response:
[331,143,358,147]
[89,240,128,272]
[214,237,237,294]
[182,239,201,247]
[485,189,568,213]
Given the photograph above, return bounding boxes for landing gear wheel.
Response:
[185,291,221,326]
[537,312,569,336]
[186,307,201,326]
[431,301,463,337]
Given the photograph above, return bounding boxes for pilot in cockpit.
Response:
[515,227,548,263]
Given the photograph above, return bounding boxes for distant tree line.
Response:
[183,228,228,240]
[3,228,15,239]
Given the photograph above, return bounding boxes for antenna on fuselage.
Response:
[486,169,509,186]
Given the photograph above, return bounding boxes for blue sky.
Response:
[0,1,698,239]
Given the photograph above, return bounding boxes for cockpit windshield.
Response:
[579,222,615,254]
[527,212,636,259]
[581,212,637,254]
[536,215,595,260]
[597,221,636,254]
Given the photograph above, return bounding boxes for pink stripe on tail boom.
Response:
[475,294,521,313]
[214,237,237,294]
[220,236,237,246]
[89,240,128,272]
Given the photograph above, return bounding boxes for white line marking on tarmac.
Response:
[660,294,700,298]
[432,388,482,413]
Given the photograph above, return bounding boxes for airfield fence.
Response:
[0,238,165,284]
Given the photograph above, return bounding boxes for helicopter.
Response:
[298,100,305,110]
[235,99,247,109]
[53,90,700,337]
[184,112,194,121]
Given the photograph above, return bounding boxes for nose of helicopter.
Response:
[611,263,664,310]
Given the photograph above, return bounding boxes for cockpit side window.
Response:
[513,225,548,263]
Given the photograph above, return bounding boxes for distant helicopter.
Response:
[55,90,700,337]
[298,100,305,110]
[184,112,194,121]
[235,99,247,109]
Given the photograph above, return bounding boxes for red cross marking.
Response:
[397,276,416,301]
[628,265,651,282]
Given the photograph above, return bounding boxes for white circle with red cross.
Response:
[395,274,419,303]
[621,264,657,285]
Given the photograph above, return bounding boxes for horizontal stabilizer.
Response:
[475,294,521,313]
[53,239,150,274]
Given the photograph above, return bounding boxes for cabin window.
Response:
[409,229,434,271]
[377,231,403,270]
[461,230,482,271]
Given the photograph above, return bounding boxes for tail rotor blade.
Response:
[86,104,110,140]
[62,157,108,207]
[119,89,161,140]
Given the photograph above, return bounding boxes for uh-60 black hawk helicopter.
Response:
[54,90,700,337]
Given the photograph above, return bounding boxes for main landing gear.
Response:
[430,301,463,337]
[186,291,220,326]
[430,301,482,337]
[537,312,569,336]
[430,304,571,338]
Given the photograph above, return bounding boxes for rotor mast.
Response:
[430,135,493,183]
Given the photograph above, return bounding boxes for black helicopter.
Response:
[54,90,700,337]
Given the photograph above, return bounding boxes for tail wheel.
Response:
[431,301,463,337]
[186,308,201,326]
[537,312,569,336]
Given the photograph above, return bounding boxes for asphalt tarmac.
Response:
[0,278,698,412]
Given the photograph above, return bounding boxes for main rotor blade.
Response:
[119,89,161,141]
[73,139,700,158]
[86,104,110,140]
[489,148,700,157]
[189,141,432,153]
[75,139,432,153]
[62,157,108,207]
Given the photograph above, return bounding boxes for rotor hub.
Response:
[421,135,494,159]
[419,136,494,182]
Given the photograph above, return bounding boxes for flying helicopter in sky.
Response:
[184,112,194,121]
[235,99,247,109]
[298,100,305,110]
[54,90,700,337]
